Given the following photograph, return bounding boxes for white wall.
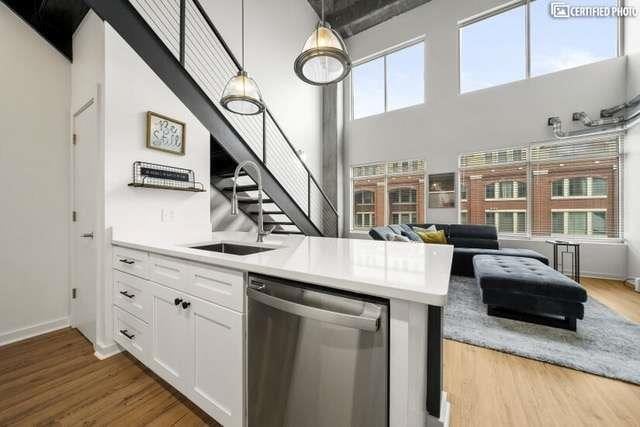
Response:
[199,0,323,180]
[0,4,71,343]
[342,0,629,278]
[624,1,640,280]
[104,25,211,240]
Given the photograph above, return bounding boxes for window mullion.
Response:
[525,0,531,78]
[383,55,388,113]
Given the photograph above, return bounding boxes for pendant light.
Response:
[220,0,264,115]
[294,0,351,86]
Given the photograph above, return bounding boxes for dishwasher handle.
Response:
[247,286,381,332]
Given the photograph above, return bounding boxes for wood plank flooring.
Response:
[444,277,640,427]
[0,278,638,426]
[0,328,218,426]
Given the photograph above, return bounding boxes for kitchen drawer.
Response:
[113,246,149,279]
[186,263,245,312]
[148,253,189,291]
[113,270,152,324]
[113,305,150,363]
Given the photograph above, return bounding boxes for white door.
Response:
[71,100,99,344]
[188,297,243,427]
[149,283,191,391]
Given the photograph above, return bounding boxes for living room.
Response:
[1,0,639,425]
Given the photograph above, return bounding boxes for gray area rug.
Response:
[444,276,640,385]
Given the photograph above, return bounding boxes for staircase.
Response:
[86,0,338,237]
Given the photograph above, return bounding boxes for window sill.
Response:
[550,196,608,200]
[484,198,527,202]
[499,235,624,245]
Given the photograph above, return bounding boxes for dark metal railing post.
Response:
[262,111,267,164]
[179,0,186,65]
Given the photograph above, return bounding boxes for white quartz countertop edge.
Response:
[112,238,451,307]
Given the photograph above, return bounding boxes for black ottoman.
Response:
[453,247,549,277]
[473,255,587,331]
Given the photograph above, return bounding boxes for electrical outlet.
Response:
[161,209,176,223]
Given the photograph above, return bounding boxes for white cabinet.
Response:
[148,282,192,392]
[187,297,243,427]
[111,245,246,427]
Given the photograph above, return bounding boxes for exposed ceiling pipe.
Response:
[548,107,640,140]
[600,94,640,118]
[572,111,623,127]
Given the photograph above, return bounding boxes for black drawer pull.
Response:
[119,290,135,299]
[120,329,135,340]
[119,258,135,265]
[174,298,183,306]
[182,301,191,309]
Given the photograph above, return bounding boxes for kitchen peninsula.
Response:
[110,231,452,427]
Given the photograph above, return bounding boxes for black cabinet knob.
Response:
[174,298,183,306]
[182,301,191,309]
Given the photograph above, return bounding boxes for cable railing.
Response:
[130,0,338,236]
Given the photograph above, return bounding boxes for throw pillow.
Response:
[387,233,411,242]
[416,230,448,244]
[401,229,422,242]
[413,225,437,233]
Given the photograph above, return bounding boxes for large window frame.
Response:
[350,159,427,232]
[458,0,622,94]
[458,137,623,241]
[351,37,426,120]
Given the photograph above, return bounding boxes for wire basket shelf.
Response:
[128,161,205,192]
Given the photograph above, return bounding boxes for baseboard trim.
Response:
[581,272,627,281]
[0,317,70,347]
[94,342,122,360]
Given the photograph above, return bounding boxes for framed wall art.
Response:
[146,111,186,155]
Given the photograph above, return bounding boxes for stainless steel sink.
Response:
[190,243,276,256]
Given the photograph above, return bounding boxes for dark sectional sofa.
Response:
[370,223,587,330]
[369,223,549,276]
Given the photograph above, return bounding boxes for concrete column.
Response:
[322,83,344,236]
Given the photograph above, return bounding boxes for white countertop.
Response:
[112,231,453,306]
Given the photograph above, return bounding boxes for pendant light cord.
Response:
[321,0,324,23]
[241,0,245,70]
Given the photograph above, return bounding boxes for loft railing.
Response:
[129,0,339,236]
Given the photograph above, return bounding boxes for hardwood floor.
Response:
[0,278,638,426]
[444,277,640,427]
[0,328,218,426]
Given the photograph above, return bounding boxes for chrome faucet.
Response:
[230,161,273,243]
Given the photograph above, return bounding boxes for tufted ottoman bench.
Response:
[473,255,588,331]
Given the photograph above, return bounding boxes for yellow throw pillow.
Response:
[416,230,448,244]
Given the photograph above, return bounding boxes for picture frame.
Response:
[146,111,186,155]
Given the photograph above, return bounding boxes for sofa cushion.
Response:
[450,224,498,240]
[473,255,587,302]
[449,237,499,249]
[400,229,422,242]
[369,226,394,241]
[452,247,549,277]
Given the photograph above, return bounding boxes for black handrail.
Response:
[189,0,338,219]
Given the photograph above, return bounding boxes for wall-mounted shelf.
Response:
[128,161,205,192]
[127,182,205,192]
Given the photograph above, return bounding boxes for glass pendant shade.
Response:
[220,70,265,115]
[294,23,351,85]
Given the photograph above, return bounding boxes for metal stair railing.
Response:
[129,0,339,236]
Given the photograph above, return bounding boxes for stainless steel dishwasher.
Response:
[247,274,389,427]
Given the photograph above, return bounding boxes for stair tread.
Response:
[249,211,283,215]
[237,198,273,204]
[217,170,248,178]
[263,221,294,225]
[221,185,258,192]
[272,230,305,235]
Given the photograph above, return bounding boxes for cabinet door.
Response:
[187,297,244,427]
[149,283,191,391]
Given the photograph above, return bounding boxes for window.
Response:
[429,173,455,208]
[352,41,424,119]
[459,138,621,239]
[460,4,526,93]
[460,210,468,224]
[485,180,526,200]
[459,0,619,93]
[351,160,425,230]
[352,58,384,119]
[551,210,607,236]
[353,190,376,230]
[551,177,609,198]
[530,0,618,77]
